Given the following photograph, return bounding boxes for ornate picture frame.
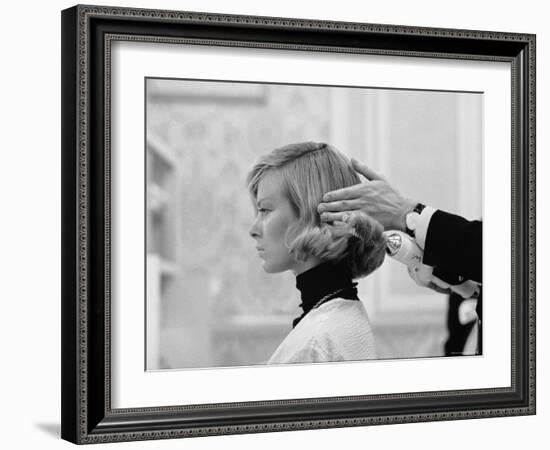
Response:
[61,4,535,444]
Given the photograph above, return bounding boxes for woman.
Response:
[247,142,386,364]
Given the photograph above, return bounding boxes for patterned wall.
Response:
[147,80,336,368]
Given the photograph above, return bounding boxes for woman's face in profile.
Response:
[249,170,299,274]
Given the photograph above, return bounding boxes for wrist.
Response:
[405,202,427,237]
[395,199,417,232]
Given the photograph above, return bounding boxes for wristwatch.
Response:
[405,203,426,237]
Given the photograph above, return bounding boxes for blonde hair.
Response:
[246,142,386,279]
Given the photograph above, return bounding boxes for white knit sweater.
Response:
[267,298,377,365]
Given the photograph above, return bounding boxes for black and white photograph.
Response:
[145,78,483,370]
[58,3,536,445]
[2,0,546,447]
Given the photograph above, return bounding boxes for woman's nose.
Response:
[249,216,261,238]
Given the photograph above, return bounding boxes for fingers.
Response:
[320,211,354,223]
[322,185,361,202]
[331,220,348,227]
[406,266,451,294]
[318,199,362,214]
[351,158,385,182]
[427,282,453,295]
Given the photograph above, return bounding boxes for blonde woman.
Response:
[247,142,386,364]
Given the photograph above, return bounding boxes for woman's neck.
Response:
[291,257,322,276]
[295,260,354,298]
[292,260,359,327]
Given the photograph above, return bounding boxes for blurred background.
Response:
[145,78,482,370]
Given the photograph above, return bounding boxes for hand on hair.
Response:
[317,159,417,232]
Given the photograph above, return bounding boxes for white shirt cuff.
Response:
[414,206,437,250]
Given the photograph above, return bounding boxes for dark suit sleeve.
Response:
[422,210,482,283]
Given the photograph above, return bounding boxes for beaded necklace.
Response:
[311,286,352,310]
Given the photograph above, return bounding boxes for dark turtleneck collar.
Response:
[293,260,358,328]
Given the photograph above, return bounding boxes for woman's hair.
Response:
[246,142,386,279]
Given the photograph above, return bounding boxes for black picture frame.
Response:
[61,4,536,444]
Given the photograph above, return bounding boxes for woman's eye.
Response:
[258,208,270,215]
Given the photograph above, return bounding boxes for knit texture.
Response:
[268,298,377,364]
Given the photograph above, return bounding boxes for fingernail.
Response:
[318,204,325,213]
[323,194,331,202]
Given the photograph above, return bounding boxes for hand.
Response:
[407,267,452,295]
[317,159,417,232]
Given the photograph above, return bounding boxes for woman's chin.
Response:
[261,262,284,274]
[262,264,277,274]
